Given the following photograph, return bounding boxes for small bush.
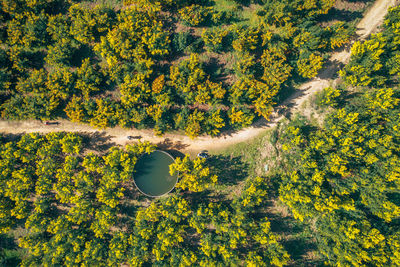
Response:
[314,86,343,109]
[201,28,229,52]
[172,32,193,53]
[184,38,204,54]
[179,5,213,27]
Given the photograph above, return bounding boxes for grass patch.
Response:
[80,0,123,9]
[212,0,239,12]
[212,0,264,27]
[238,4,264,27]
[209,123,322,265]
[211,127,276,177]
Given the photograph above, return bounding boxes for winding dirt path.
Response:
[0,0,397,154]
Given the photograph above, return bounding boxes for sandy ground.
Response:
[0,0,397,154]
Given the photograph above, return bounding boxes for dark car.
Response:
[127,136,141,140]
[44,121,59,125]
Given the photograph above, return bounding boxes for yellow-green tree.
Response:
[69,4,114,45]
[170,155,218,192]
[279,86,400,265]
[297,52,323,78]
[228,107,254,129]
[201,28,229,52]
[75,58,102,99]
[184,110,205,139]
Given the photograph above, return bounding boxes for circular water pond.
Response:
[134,150,178,197]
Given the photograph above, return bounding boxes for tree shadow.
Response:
[27,50,45,70]
[0,234,18,251]
[208,155,249,186]
[276,88,308,120]
[0,133,24,143]
[261,200,305,235]
[284,238,323,267]
[215,114,275,139]
[203,56,227,83]
[156,138,189,158]
[275,85,299,105]
[46,0,72,15]
[319,8,363,23]
[317,58,346,80]
[119,198,140,218]
[232,0,250,7]
[0,234,21,267]
[118,178,153,227]
[346,0,374,3]
[80,131,116,153]
[262,199,322,266]
[387,192,400,206]
[70,44,96,67]
[181,188,227,207]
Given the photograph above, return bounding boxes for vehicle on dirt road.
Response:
[197,150,210,159]
[127,136,141,140]
[44,121,59,126]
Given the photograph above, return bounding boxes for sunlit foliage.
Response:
[0,133,289,266]
[0,0,351,137]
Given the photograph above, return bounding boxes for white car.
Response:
[197,151,209,159]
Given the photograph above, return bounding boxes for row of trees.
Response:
[0,132,289,265]
[278,6,400,265]
[280,88,400,266]
[129,176,289,266]
[0,0,355,138]
[340,6,400,87]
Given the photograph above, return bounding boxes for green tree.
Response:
[75,58,102,99]
[69,4,115,45]
[170,155,218,192]
[279,87,400,265]
[297,52,323,78]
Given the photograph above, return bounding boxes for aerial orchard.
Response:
[278,7,400,265]
[0,0,354,138]
[130,177,289,266]
[0,132,289,266]
[169,155,218,192]
[340,7,400,87]
[280,87,400,266]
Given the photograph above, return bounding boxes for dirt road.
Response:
[0,0,397,154]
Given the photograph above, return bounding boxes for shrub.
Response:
[329,22,354,49]
[172,32,193,53]
[201,28,229,52]
[231,26,260,52]
[179,5,213,27]
[297,52,324,78]
[184,37,204,53]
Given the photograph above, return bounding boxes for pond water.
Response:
[134,150,178,197]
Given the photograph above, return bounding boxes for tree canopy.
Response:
[278,7,400,265]
[0,132,289,266]
[0,0,354,138]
